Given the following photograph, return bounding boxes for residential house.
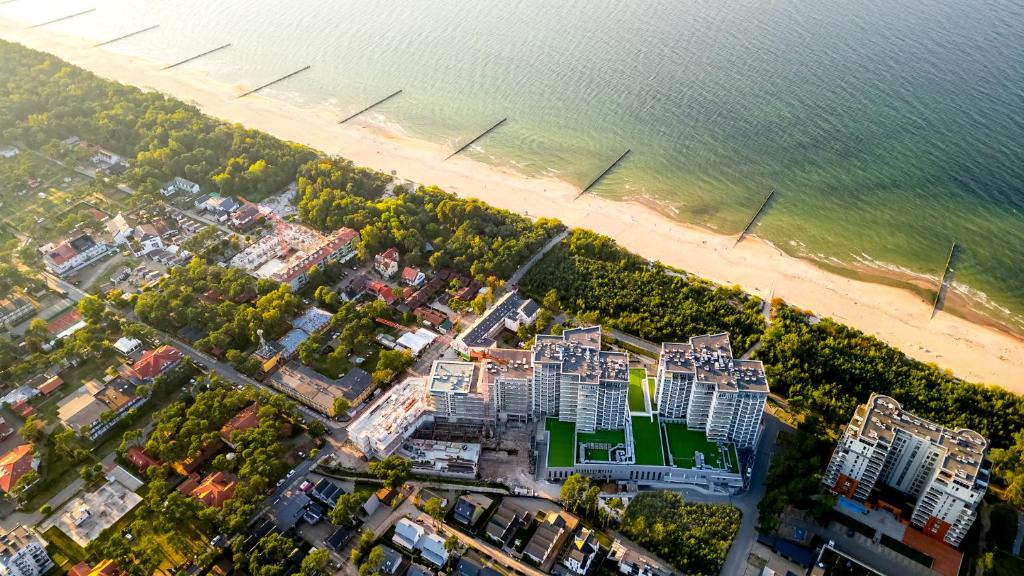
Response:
[325,526,353,552]
[311,479,344,509]
[374,247,400,278]
[452,494,493,527]
[219,404,260,448]
[608,540,675,576]
[57,377,142,441]
[112,337,142,357]
[401,266,426,287]
[0,145,18,159]
[161,177,200,197]
[105,214,133,245]
[229,204,261,230]
[190,471,237,508]
[42,234,109,276]
[377,544,407,576]
[456,557,502,576]
[127,345,183,382]
[523,511,575,567]
[392,518,425,551]
[36,375,63,396]
[563,528,599,575]
[0,445,38,495]
[0,526,54,576]
[405,564,434,576]
[129,224,164,256]
[0,295,35,328]
[417,533,448,567]
[124,447,161,475]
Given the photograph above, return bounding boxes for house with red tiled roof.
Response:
[172,441,222,476]
[125,446,161,474]
[46,309,84,337]
[368,281,398,306]
[127,345,183,381]
[0,444,38,494]
[177,472,201,496]
[37,375,63,395]
[219,404,260,447]
[42,234,109,276]
[374,247,400,279]
[190,471,237,508]
[401,266,425,287]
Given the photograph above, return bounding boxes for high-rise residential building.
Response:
[823,394,990,547]
[531,327,629,433]
[0,526,53,576]
[428,361,487,423]
[655,333,768,448]
[479,348,533,423]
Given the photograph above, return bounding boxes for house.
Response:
[190,471,237,508]
[456,557,502,576]
[219,404,260,447]
[405,564,434,576]
[193,194,211,210]
[0,445,38,494]
[202,195,239,216]
[125,446,161,474]
[304,502,325,524]
[485,502,529,546]
[608,540,675,576]
[325,526,353,552]
[377,544,406,576]
[172,441,222,476]
[0,526,53,576]
[0,295,35,328]
[105,214,133,245]
[0,418,11,442]
[57,377,142,440]
[452,494,493,527]
[368,280,398,305]
[37,375,63,396]
[161,177,200,197]
[311,479,344,509]
[392,518,425,551]
[0,145,18,159]
[401,266,425,287]
[91,148,121,167]
[523,511,574,566]
[362,487,398,515]
[112,337,142,357]
[129,224,164,256]
[43,234,109,276]
[563,528,599,575]
[176,473,201,496]
[229,204,261,230]
[127,345,183,381]
[413,307,448,331]
[374,247,400,278]
[417,533,448,567]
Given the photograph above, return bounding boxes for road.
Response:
[606,327,660,355]
[505,229,569,288]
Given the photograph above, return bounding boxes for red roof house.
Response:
[219,404,260,446]
[125,446,161,474]
[0,444,37,494]
[177,472,201,495]
[37,375,64,395]
[191,471,237,508]
[129,345,183,380]
[69,560,121,576]
[47,309,82,336]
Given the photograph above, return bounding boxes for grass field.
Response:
[546,418,576,467]
[628,368,648,412]
[664,423,737,472]
[577,428,626,447]
[647,377,657,410]
[630,415,664,465]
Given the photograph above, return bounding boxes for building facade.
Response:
[42,234,108,276]
[0,526,53,576]
[428,361,487,423]
[823,394,989,547]
[655,334,768,449]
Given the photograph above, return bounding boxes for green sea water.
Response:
[6,0,1024,329]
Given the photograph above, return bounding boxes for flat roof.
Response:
[664,422,738,472]
[631,415,664,466]
[660,333,768,393]
[627,368,647,412]
[429,361,478,394]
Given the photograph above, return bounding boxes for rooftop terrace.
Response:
[664,422,738,472]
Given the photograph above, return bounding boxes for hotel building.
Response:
[823,394,989,547]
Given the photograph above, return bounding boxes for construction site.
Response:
[228,198,359,289]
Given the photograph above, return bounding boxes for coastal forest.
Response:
[2,38,1024,567]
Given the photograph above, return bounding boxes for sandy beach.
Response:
[2,19,1023,392]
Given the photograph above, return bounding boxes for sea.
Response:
[5,0,1024,331]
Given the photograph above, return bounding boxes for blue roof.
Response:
[775,539,814,567]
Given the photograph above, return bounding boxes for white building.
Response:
[823,394,989,547]
[428,361,487,423]
[348,377,434,459]
[532,327,629,433]
[0,146,18,159]
[0,526,53,576]
[452,291,539,353]
[655,334,768,449]
[480,348,534,423]
[392,519,448,567]
[160,177,200,197]
[229,223,359,290]
[42,234,109,276]
[105,213,133,245]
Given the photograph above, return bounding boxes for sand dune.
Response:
[2,18,1022,392]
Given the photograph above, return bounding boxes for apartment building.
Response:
[428,361,487,423]
[42,234,108,276]
[0,526,53,576]
[655,333,768,448]
[531,327,628,433]
[823,394,989,547]
[480,348,533,423]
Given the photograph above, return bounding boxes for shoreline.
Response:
[2,20,1023,392]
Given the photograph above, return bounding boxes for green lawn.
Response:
[628,368,648,412]
[647,377,657,410]
[584,448,610,461]
[664,423,737,472]
[577,428,626,446]
[545,418,576,468]
[630,415,664,466]
[42,526,86,571]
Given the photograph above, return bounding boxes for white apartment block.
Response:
[42,234,109,276]
[480,348,533,423]
[0,526,53,576]
[823,394,989,547]
[655,334,768,449]
[429,361,487,423]
[531,327,628,433]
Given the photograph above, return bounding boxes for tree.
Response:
[19,416,44,446]
[332,396,351,417]
[444,534,459,555]
[329,493,363,526]
[307,419,326,438]
[358,546,384,576]
[39,504,52,515]
[350,530,376,564]
[560,473,592,513]
[424,497,444,528]
[369,455,412,490]
[300,548,329,575]
[80,463,104,484]
[78,294,106,325]
[542,288,560,313]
